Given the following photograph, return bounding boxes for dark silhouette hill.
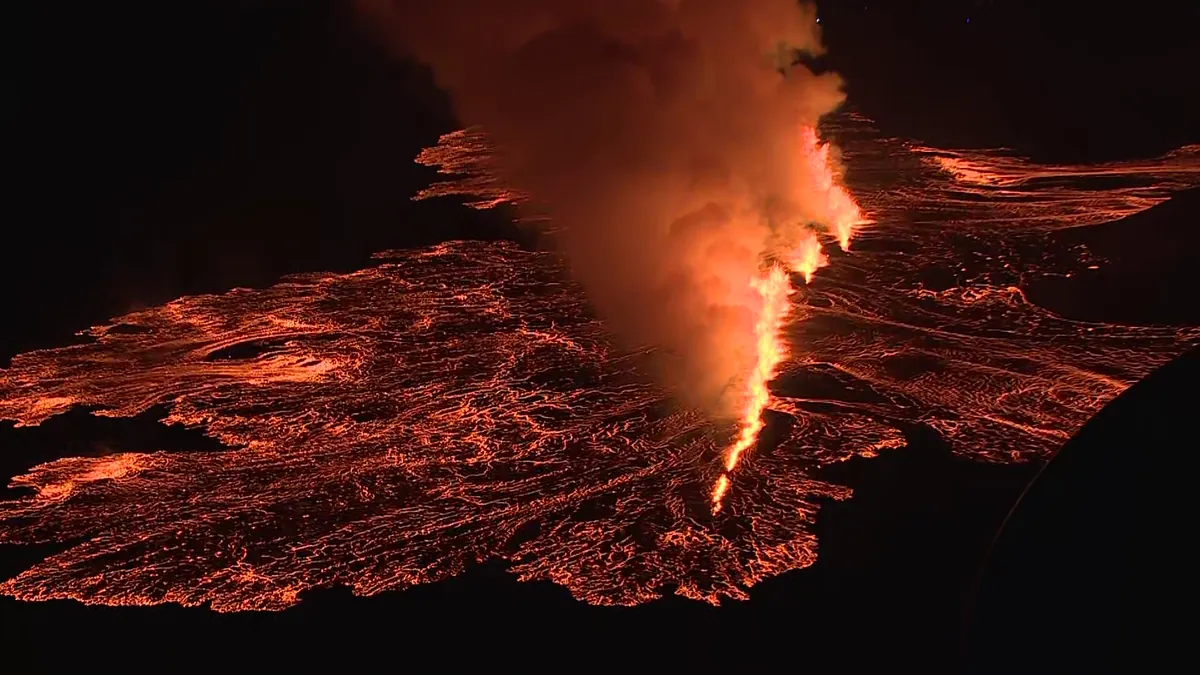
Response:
[967,346,1199,673]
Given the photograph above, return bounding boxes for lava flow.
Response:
[2,113,1198,611]
[419,121,863,519]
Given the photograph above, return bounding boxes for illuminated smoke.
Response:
[358,0,859,422]
[410,119,865,511]
[711,263,792,513]
[798,125,862,250]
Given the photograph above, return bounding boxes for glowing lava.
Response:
[1,113,1197,611]
[789,230,829,284]
[800,125,864,251]
[711,125,863,514]
[712,265,793,513]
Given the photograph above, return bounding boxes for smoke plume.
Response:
[359,0,851,417]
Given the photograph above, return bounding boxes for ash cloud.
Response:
[359,0,848,416]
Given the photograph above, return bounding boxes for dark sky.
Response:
[818,1,1199,159]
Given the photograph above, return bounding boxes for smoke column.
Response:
[359,0,857,430]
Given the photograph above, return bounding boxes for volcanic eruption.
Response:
[1,4,1198,612]
[359,0,866,510]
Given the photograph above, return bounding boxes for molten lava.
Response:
[789,230,828,284]
[800,125,864,251]
[710,125,864,514]
[712,265,793,513]
[1,113,1198,611]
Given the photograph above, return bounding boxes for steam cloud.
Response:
[359,0,850,416]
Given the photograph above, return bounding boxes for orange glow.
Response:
[414,127,528,209]
[2,115,1198,611]
[710,474,730,513]
[800,125,863,250]
[789,230,828,284]
[711,264,793,514]
[725,266,792,473]
[709,126,863,514]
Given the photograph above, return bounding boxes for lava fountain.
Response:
[711,125,865,514]
[800,125,864,251]
[712,264,793,513]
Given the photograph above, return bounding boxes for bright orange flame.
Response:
[712,128,866,515]
[800,126,863,250]
[712,265,793,514]
[789,230,828,284]
[710,474,730,513]
[725,266,792,473]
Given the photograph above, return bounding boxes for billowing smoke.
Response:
[359,0,851,417]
